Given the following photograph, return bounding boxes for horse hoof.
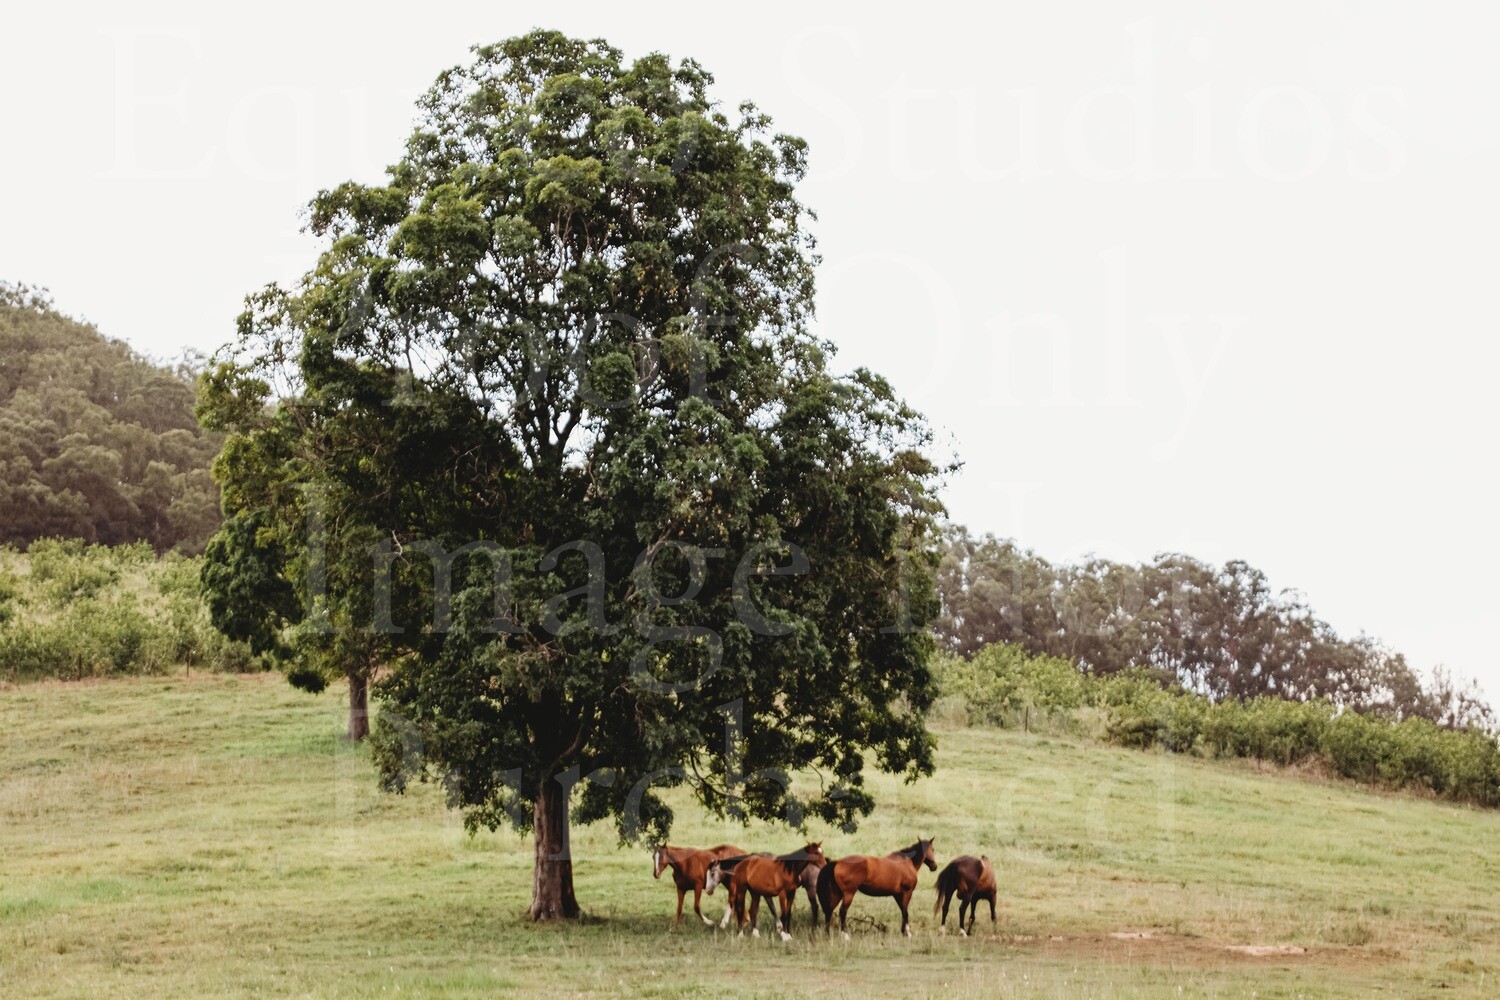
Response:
[700,916,713,926]
[751,928,760,938]
[958,928,968,938]
[939,926,946,935]
[779,931,791,942]
[842,932,851,942]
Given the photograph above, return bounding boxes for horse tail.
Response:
[816,859,839,919]
[933,860,958,916]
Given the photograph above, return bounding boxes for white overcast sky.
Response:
[2,2,1496,697]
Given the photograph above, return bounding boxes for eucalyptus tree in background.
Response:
[198,31,945,921]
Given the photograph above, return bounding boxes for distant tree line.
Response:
[935,527,1492,730]
[0,283,221,553]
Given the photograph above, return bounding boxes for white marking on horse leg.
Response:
[939,925,947,935]
[958,927,968,937]
[779,930,791,942]
[751,927,760,938]
[904,924,913,938]
[841,931,851,941]
[700,913,714,926]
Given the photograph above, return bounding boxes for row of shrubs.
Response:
[0,539,257,682]
[933,643,1500,808]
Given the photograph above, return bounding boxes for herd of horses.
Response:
[651,838,997,941]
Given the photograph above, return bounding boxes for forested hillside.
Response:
[0,283,221,553]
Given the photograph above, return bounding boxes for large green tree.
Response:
[198,32,944,920]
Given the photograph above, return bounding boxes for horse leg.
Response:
[693,886,712,926]
[988,892,997,929]
[939,889,952,933]
[719,880,734,928]
[674,886,685,927]
[777,890,793,941]
[720,894,734,928]
[898,891,913,938]
[839,894,853,941]
[958,896,970,937]
[749,892,762,938]
[732,883,747,935]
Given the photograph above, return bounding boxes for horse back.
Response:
[732,854,794,895]
[942,854,983,894]
[834,855,913,896]
[978,855,997,893]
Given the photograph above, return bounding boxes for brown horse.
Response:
[933,854,996,936]
[725,843,825,941]
[817,837,937,938]
[652,843,746,927]
[706,855,823,928]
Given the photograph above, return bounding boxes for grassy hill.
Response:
[2,674,1497,998]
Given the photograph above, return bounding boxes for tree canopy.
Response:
[0,283,221,554]
[198,31,945,920]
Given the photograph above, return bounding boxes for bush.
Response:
[938,641,1500,810]
[0,540,259,681]
[932,645,1090,732]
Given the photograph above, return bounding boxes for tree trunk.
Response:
[347,672,370,742]
[529,777,580,920]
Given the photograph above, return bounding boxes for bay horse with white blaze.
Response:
[933,854,996,936]
[652,843,746,926]
[817,837,937,938]
[724,842,826,941]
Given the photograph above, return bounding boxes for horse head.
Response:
[917,836,938,871]
[704,860,724,894]
[801,841,826,868]
[651,844,667,879]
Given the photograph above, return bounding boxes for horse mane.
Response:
[774,844,821,872]
[659,844,698,868]
[892,840,926,864]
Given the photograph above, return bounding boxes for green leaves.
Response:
[201,31,944,850]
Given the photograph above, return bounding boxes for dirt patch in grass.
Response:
[988,929,1371,970]
[1225,944,1308,956]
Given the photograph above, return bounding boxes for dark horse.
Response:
[817,837,938,938]
[722,843,826,941]
[652,843,746,927]
[933,854,996,936]
[706,854,823,928]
